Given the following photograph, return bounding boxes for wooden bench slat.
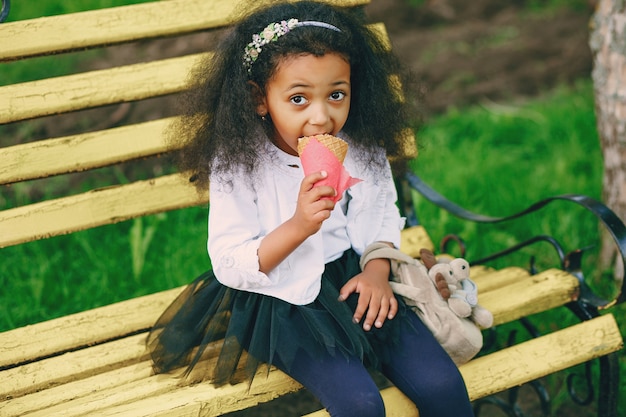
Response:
[482,268,579,326]
[0,118,177,185]
[2,338,248,416]
[304,314,624,416]
[472,266,531,292]
[0,0,233,61]
[5,353,297,417]
[466,264,495,278]
[400,225,435,256]
[0,0,371,62]
[0,54,203,124]
[2,336,221,415]
[0,334,146,399]
[0,121,412,187]
[145,371,295,417]
[465,313,623,399]
[0,173,207,249]
[21,366,185,417]
[0,362,153,416]
[78,367,302,417]
[0,287,182,368]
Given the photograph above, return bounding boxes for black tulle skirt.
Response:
[146,249,407,386]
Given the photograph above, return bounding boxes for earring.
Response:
[259,113,267,121]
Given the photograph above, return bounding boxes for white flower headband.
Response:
[243,18,342,73]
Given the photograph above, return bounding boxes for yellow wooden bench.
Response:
[0,1,624,416]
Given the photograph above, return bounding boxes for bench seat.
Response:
[1,227,622,417]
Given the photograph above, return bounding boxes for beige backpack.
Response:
[360,243,489,365]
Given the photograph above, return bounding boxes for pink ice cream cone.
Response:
[297,134,362,203]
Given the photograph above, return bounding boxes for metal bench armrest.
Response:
[402,171,626,309]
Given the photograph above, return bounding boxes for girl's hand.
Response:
[292,171,336,237]
[338,258,398,331]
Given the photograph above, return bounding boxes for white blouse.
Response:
[208,137,405,305]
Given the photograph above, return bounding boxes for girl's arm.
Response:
[208,168,334,303]
[340,156,403,331]
[258,170,336,274]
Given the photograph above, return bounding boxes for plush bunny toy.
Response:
[361,243,485,364]
[420,249,493,329]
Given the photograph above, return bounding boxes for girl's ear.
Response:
[248,81,268,116]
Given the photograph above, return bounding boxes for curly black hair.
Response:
[170,1,413,191]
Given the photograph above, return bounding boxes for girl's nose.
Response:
[308,102,330,126]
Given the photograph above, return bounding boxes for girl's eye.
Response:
[290,95,308,106]
[329,91,346,101]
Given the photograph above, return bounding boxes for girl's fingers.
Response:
[310,185,336,202]
[339,278,397,331]
[362,294,382,331]
[295,171,336,233]
[373,296,390,329]
[352,291,371,329]
[301,171,327,191]
[356,293,397,331]
[301,171,336,200]
[338,279,357,302]
[365,295,395,330]
[388,296,398,320]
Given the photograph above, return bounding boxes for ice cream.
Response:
[298,134,349,163]
[297,134,362,203]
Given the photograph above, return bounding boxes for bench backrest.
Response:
[1,0,413,250]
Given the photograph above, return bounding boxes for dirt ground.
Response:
[367,0,593,117]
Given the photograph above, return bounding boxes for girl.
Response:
[147,2,474,416]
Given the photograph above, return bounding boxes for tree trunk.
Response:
[589,0,626,281]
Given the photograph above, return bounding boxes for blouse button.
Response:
[221,256,235,268]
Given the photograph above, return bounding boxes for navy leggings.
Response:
[274,312,475,417]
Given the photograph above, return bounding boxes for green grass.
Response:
[411,81,603,271]
[0,207,210,331]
